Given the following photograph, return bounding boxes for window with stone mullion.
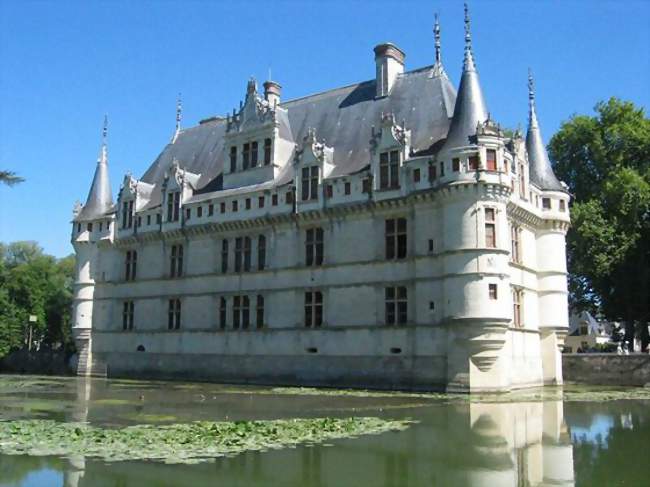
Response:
[305,228,324,266]
[385,287,407,325]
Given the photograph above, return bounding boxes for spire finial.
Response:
[528,68,535,102]
[171,94,182,143]
[462,3,476,72]
[99,115,108,163]
[102,114,108,142]
[434,13,441,64]
[528,68,538,128]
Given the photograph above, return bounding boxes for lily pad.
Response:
[0,417,414,464]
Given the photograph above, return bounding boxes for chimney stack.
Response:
[263,80,282,107]
[374,43,405,98]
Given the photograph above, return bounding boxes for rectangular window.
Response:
[485,208,496,248]
[219,297,227,329]
[243,236,251,272]
[234,237,243,272]
[122,301,134,330]
[233,296,241,329]
[232,200,238,212]
[245,198,251,210]
[122,200,134,229]
[197,206,203,218]
[512,288,523,327]
[486,149,497,171]
[168,298,181,330]
[185,208,191,220]
[385,286,407,325]
[344,182,351,195]
[166,192,180,222]
[208,203,214,216]
[385,218,407,260]
[221,239,229,273]
[146,215,151,226]
[256,295,264,329]
[542,198,551,210]
[559,200,566,212]
[362,178,370,194]
[251,141,258,167]
[452,158,460,172]
[379,150,400,189]
[469,154,480,171]
[258,196,265,208]
[156,213,161,224]
[125,250,137,281]
[519,163,526,198]
[286,190,294,205]
[489,283,498,300]
[306,228,324,266]
[230,146,237,173]
[325,184,333,198]
[242,143,250,170]
[302,166,319,201]
[136,216,141,228]
[413,168,421,183]
[272,194,278,206]
[170,244,183,277]
[258,235,266,270]
[220,202,226,214]
[304,291,323,328]
[511,225,521,263]
[264,138,272,165]
[242,295,250,329]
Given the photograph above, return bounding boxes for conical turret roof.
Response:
[526,71,563,191]
[440,4,488,152]
[76,117,113,221]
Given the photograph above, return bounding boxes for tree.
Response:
[549,98,650,349]
[0,170,24,186]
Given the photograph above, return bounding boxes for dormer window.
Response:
[251,141,258,167]
[379,150,400,189]
[121,200,134,229]
[301,167,319,201]
[264,138,272,165]
[243,143,250,170]
[229,146,237,172]
[486,149,497,171]
[166,192,180,222]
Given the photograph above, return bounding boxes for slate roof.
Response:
[138,66,457,195]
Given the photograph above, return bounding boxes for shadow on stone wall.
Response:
[563,353,650,386]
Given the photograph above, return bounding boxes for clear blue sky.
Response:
[1,0,648,258]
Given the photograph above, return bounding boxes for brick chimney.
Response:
[263,80,282,107]
[374,43,405,98]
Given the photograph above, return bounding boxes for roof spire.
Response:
[440,2,488,151]
[525,69,563,191]
[76,117,114,221]
[463,3,476,72]
[171,93,182,143]
[431,13,447,78]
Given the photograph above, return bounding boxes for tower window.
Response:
[197,206,203,218]
[485,208,496,248]
[305,228,324,266]
[258,196,265,208]
[379,150,400,189]
[272,194,278,206]
[325,184,333,198]
[344,182,351,195]
[185,208,191,220]
[385,286,407,325]
[512,288,523,327]
[221,239,229,273]
[168,298,181,330]
[264,138,272,165]
[452,158,460,172]
[208,203,214,216]
[122,301,134,330]
[469,154,480,171]
[170,244,183,278]
[232,200,238,212]
[489,283,498,300]
[486,149,497,171]
[245,198,251,210]
[146,215,151,226]
[286,190,294,205]
[87,223,93,232]
[385,218,407,260]
[220,202,226,214]
[559,200,566,212]
[511,225,522,263]
[362,178,370,194]
[304,291,323,328]
[413,168,421,183]
[429,163,437,181]
[542,198,551,210]
[301,166,319,201]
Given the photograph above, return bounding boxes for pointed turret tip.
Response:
[464,3,471,44]
[102,114,108,141]
[528,68,535,100]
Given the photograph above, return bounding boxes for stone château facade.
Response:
[71,6,570,392]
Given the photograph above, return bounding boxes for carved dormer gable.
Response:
[370,113,411,191]
[161,160,201,224]
[223,78,295,190]
[294,128,334,203]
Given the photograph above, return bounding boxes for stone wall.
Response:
[563,353,650,386]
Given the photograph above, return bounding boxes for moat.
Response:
[1,375,648,486]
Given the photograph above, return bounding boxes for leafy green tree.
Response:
[549,98,650,348]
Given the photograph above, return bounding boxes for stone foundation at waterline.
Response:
[563,354,650,386]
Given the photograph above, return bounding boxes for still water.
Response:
[0,375,648,487]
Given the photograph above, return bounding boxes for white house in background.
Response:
[70,5,570,392]
[564,311,611,353]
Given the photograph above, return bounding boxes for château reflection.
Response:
[55,378,575,487]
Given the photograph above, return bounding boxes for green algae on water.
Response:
[0,417,414,464]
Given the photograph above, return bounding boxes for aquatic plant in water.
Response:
[0,417,413,464]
